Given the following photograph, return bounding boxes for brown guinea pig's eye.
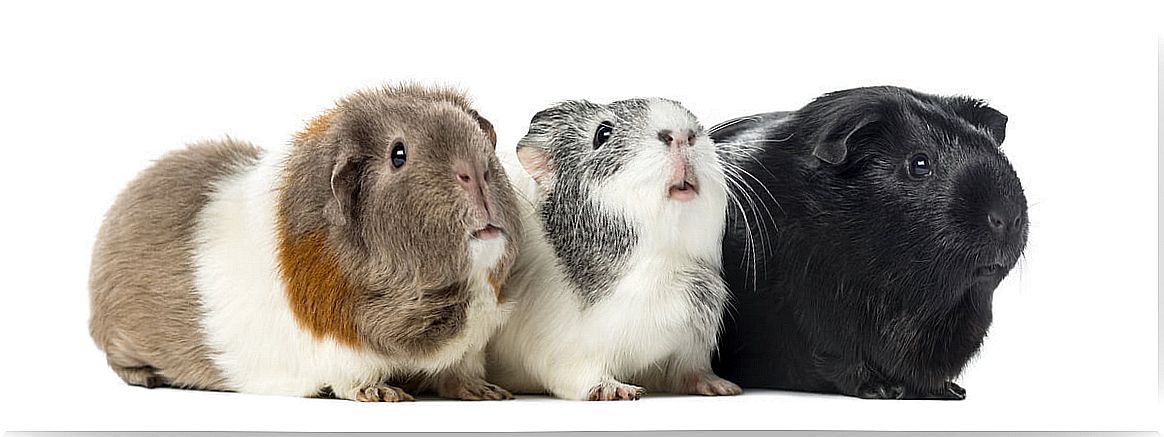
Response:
[390,142,407,168]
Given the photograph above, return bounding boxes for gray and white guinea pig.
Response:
[710,86,1028,400]
[88,84,522,402]
[487,98,742,400]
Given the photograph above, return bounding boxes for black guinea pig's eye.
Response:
[390,142,407,168]
[908,153,932,178]
[593,121,614,149]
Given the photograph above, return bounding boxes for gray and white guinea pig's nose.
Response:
[657,129,696,148]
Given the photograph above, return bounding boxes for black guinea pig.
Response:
[709,86,1028,400]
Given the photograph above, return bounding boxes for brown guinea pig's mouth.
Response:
[471,224,504,241]
[667,179,700,201]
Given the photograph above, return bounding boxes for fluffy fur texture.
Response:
[710,86,1028,400]
[487,98,741,400]
[89,84,521,401]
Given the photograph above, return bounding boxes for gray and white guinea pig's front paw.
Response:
[586,381,644,401]
[334,382,416,402]
[437,378,514,401]
[681,372,742,396]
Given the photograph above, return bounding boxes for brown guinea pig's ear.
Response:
[328,154,363,226]
[812,115,879,165]
[468,109,498,149]
[517,142,554,189]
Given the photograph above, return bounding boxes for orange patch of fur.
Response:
[487,270,504,303]
[275,224,361,348]
[294,109,336,143]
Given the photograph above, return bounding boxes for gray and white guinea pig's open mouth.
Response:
[667,177,700,201]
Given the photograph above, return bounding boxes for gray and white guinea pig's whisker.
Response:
[707,115,762,135]
[719,161,776,262]
[720,170,765,288]
[720,159,780,233]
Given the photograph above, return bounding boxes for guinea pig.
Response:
[88,85,521,402]
[486,98,742,400]
[709,86,1028,400]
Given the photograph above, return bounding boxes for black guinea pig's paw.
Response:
[855,381,905,399]
[937,381,967,400]
[907,381,966,400]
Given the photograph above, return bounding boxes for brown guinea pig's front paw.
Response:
[587,381,644,401]
[354,383,416,402]
[682,372,742,396]
[438,379,514,401]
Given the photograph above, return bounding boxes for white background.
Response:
[0,0,1158,432]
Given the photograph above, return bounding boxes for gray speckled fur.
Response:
[518,99,667,306]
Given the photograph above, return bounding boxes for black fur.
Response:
[710,86,1028,400]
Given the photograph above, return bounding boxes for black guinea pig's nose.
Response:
[986,207,1023,236]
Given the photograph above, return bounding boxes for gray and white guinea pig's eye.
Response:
[908,153,931,178]
[593,121,614,149]
[390,142,407,168]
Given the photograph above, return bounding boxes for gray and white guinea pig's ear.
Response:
[467,109,498,149]
[951,98,1008,146]
[516,141,555,189]
[327,153,364,226]
[812,115,879,165]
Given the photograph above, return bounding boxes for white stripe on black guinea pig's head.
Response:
[516,98,727,223]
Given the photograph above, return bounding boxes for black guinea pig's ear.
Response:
[327,153,364,226]
[812,115,879,165]
[952,98,1008,146]
[517,141,555,190]
[467,109,498,150]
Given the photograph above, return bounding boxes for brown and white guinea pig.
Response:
[486,98,742,400]
[710,86,1028,400]
[88,85,521,402]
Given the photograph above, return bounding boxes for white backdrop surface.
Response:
[0,0,1158,432]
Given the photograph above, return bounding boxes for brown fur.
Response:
[275,229,361,347]
[294,109,336,143]
[89,138,262,390]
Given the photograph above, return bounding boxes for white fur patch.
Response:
[192,150,510,398]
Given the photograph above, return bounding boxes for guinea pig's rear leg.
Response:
[104,344,170,388]
[111,364,170,389]
[432,350,514,401]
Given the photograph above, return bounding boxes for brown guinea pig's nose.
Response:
[658,129,696,148]
[454,160,492,222]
